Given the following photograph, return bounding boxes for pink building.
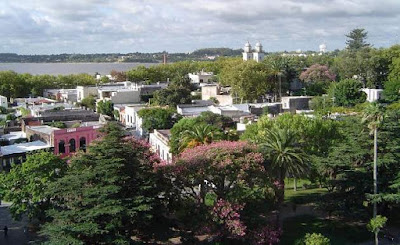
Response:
[25,124,102,158]
[53,125,101,157]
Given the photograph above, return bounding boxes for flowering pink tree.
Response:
[159,141,280,243]
[299,64,336,83]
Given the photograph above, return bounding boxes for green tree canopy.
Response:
[328,79,366,107]
[346,28,370,51]
[0,152,67,221]
[40,123,161,244]
[96,100,114,117]
[80,94,96,110]
[137,107,181,132]
[219,59,274,102]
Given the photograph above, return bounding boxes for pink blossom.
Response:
[212,199,247,237]
[252,225,282,245]
[273,180,284,189]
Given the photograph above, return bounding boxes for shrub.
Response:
[302,233,330,245]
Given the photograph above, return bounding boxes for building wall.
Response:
[243,52,252,61]
[215,95,233,106]
[149,130,173,163]
[188,73,214,84]
[253,52,264,62]
[361,88,383,102]
[77,86,98,102]
[281,96,313,112]
[53,125,101,157]
[25,127,53,146]
[0,96,8,108]
[111,90,141,104]
[124,106,145,128]
[201,85,218,100]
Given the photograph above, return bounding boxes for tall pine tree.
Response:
[41,122,161,244]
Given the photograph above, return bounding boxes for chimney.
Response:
[163,53,167,65]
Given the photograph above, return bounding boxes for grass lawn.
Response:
[284,178,328,205]
[280,215,371,245]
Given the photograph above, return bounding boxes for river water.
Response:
[0,62,156,75]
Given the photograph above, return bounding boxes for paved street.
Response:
[0,202,31,245]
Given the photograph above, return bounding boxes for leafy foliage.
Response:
[169,111,236,154]
[219,59,274,102]
[48,121,67,128]
[40,123,161,244]
[302,233,331,245]
[328,79,366,107]
[0,152,67,221]
[383,78,400,102]
[80,94,96,110]
[345,28,370,51]
[299,64,336,83]
[96,100,114,117]
[152,75,193,107]
[137,107,181,132]
[367,215,387,234]
[159,141,279,243]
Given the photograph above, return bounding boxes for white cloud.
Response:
[0,0,399,54]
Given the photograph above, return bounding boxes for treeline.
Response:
[0,48,242,63]
[0,71,97,99]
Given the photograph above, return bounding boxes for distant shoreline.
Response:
[0,62,157,75]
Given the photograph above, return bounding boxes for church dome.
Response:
[244,41,252,53]
[255,41,263,52]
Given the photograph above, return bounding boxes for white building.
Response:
[124,105,146,128]
[361,88,384,102]
[0,95,8,108]
[149,129,173,163]
[77,86,98,102]
[242,41,265,63]
[188,70,214,84]
[319,43,327,53]
[201,84,233,106]
[77,81,166,105]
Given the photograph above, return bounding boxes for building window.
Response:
[59,140,65,154]
[79,137,86,152]
[69,139,76,153]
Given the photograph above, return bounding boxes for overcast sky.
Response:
[1,0,399,54]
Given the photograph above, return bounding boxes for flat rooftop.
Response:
[1,131,27,141]
[0,140,51,156]
[27,125,59,135]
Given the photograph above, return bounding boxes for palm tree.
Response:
[362,102,385,227]
[268,56,291,101]
[179,124,222,152]
[261,127,309,203]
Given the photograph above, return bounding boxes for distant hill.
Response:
[0,48,242,63]
[190,48,242,57]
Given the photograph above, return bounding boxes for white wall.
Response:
[149,130,173,163]
[0,96,8,108]
[77,86,98,102]
[361,88,383,102]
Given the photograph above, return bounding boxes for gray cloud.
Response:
[0,0,399,54]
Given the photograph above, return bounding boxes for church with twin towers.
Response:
[242,41,265,63]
